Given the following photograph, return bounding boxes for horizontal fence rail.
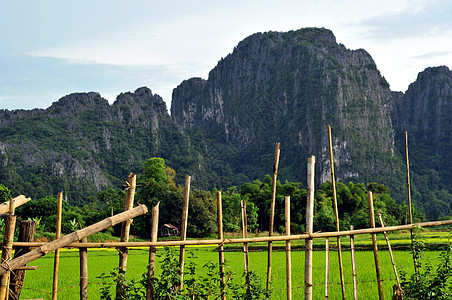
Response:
[10,218,452,249]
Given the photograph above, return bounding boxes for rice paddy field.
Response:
[18,229,452,299]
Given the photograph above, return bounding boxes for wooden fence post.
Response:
[305,156,315,300]
[0,195,30,214]
[350,225,358,300]
[325,238,330,300]
[217,191,226,300]
[368,191,384,300]
[241,199,250,295]
[79,236,88,300]
[9,220,37,300]
[52,192,63,300]
[0,198,17,300]
[405,132,418,274]
[0,205,148,276]
[267,142,280,292]
[285,196,292,300]
[146,202,160,300]
[328,125,346,300]
[179,174,191,290]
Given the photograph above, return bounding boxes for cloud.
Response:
[412,51,452,59]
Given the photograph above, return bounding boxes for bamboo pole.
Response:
[378,214,402,295]
[146,202,160,300]
[350,225,358,300]
[267,142,280,292]
[0,205,148,276]
[327,125,346,300]
[9,220,37,300]
[52,192,63,300]
[0,198,16,300]
[0,195,30,214]
[285,196,291,300]
[405,132,418,274]
[217,191,226,300]
[79,236,88,300]
[305,156,315,300]
[241,199,250,295]
[368,191,384,300]
[325,238,329,300]
[11,218,452,249]
[179,174,191,290]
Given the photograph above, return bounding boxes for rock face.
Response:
[172,28,401,189]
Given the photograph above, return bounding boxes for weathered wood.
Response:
[405,132,418,274]
[267,142,280,292]
[0,205,148,276]
[325,238,329,300]
[328,125,345,300]
[179,175,191,290]
[216,191,226,300]
[0,214,16,300]
[79,237,88,300]
[0,196,30,215]
[285,196,291,300]
[368,191,384,300]
[52,192,63,300]
[146,202,160,300]
[241,199,250,295]
[9,220,37,300]
[378,214,403,297]
[116,173,137,298]
[305,156,315,300]
[350,225,358,300]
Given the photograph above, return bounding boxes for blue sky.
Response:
[1,0,451,111]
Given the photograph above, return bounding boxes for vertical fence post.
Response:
[328,125,346,300]
[325,238,330,300]
[405,132,418,274]
[305,156,315,300]
[9,220,37,300]
[368,191,384,300]
[52,192,63,300]
[0,198,17,300]
[79,236,88,300]
[350,225,358,300]
[241,199,250,295]
[267,142,281,292]
[179,174,191,290]
[378,214,403,296]
[116,173,137,298]
[146,202,160,300]
[285,196,292,300]
[217,191,226,300]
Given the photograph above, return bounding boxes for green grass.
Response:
[18,229,451,299]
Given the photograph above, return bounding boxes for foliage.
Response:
[400,230,452,299]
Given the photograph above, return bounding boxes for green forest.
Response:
[0,157,425,239]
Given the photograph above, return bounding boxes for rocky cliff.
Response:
[172,28,403,193]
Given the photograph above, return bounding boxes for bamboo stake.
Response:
[378,214,403,295]
[325,238,329,300]
[217,191,226,300]
[0,205,148,276]
[79,236,88,300]
[9,220,37,300]
[179,174,191,290]
[11,218,452,249]
[241,199,250,295]
[350,225,358,300]
[0,198,16,300]
[327,125,346,300]
[0,195,30,214]
[405,132,418,274]
[267,142,280,292]
[52,192,63,300]
[146,202,160,300]
[285,196,291,300]
[368,191,384,300]
[305,156,315,300]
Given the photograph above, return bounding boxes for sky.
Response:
[1,0,451,111]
